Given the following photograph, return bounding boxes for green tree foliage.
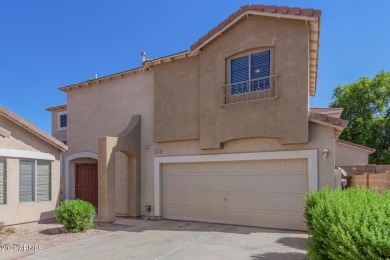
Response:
[330,71,390,164]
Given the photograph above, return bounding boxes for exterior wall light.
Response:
[322,149,329,161]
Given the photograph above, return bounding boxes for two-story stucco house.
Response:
[46,5,374,231]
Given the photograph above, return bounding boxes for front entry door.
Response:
[76,164,98,207]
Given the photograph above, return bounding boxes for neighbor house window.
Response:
[0,158,6,205]
[58,111,67,131]
[19,160,51,202]
[230,50,271,95]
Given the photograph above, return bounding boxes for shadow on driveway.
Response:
[251,251,306,259]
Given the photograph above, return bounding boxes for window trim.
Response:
[57,111,67,131]
[226,47,274,85]
[0,157,6,205]
[19,159,51,203]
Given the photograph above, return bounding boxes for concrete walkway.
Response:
[14,219,308,260]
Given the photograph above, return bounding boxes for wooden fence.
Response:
[339,164,390,192]
[348,172,390,193]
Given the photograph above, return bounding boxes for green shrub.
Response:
[304,188,390,259]
[55,199,95,233]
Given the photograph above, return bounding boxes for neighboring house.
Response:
[0,106,67,225]
[46,104,67,145]
[46,4,373,231]
[310,108,375,166]
[336,140,375,166]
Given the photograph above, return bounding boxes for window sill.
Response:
[19,200,52,204]
[221,95,279,107]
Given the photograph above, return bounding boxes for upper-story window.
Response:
[58,111,67,131]
[223,49,275,104]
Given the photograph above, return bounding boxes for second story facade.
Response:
[55,5,321,152]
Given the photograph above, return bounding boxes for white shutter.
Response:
[0,158,5,204]
[37,161,51,201]
[19,160,35,202]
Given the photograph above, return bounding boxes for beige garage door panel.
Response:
[163,159,308,231]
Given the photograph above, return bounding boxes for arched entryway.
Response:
[64,152,98,203]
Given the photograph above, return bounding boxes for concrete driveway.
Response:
[19,219,307,260]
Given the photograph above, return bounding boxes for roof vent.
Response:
[141,51,146,63]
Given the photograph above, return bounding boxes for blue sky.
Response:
[1,1,389,134]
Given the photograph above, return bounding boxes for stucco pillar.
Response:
[98,136,118,225]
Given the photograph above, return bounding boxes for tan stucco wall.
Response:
[335,143,370,166]
[115,152,128,215]
[65,71,155,211]
[0,116,61,225]
[156,122,336,189]
[50,109,67,142]
[154,15,310,149]
[154,57,199,142]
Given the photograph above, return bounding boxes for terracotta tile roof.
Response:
[190,4,322,51]
[309,112,348,129]
[310,107,343,118]
[337,139,376,154]
[0,105,68,151]
[59,67,150,92]
[46,104,67,111]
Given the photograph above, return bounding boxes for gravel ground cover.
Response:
[1,218,137,251]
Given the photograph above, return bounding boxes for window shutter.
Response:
[250,50,271,91]
[19,160,34,202]
[37,162,51,201]
[0,158,5,205]
[231,56,249,94]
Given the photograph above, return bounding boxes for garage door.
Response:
[163,159,308,231]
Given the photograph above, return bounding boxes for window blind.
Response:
[231,56,249,94]
[19,160,34,202]
[37,161,51,201]
[250,50,271,91]
[0,158,5,205]
[230,50,271,95]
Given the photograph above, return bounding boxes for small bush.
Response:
[55,199,95,233]
[305,188,390,259]
[0,221,14,235]
[0,221,14,246]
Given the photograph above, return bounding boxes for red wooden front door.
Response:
[76,164,98,207]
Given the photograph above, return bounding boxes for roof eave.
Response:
[7,116,68,152]
[336,140,376,154]
[59,67,150,92]
[45,104,67,112]
[309,119,346,131]
[0,106,68,152]
[191,11,319,53]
